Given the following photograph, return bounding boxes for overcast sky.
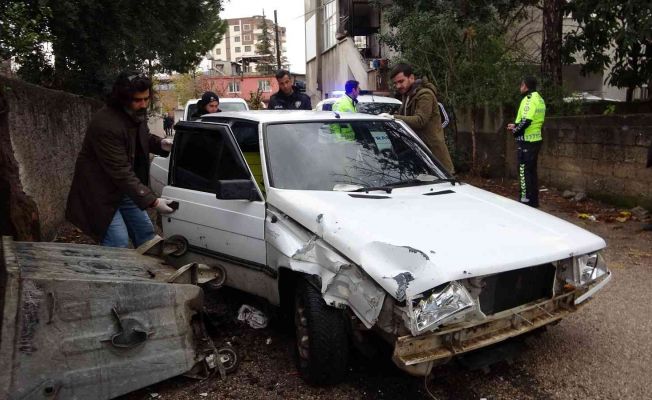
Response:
[221,0,307,74]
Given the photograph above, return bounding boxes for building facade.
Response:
[206,15,289,74]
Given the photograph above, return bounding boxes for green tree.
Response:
[563,0,652,101]
[0,1,53,82]
[0,0,226,98]
[173,71,203,108]
[379,0,536,171]
[255,14,276,74]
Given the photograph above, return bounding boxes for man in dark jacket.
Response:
[66,72,175,248]
[386,63,455,174]
[269,70,312,110]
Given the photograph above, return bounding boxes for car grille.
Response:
[479,263,556,315]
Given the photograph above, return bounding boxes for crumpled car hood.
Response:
[267,184,606,301]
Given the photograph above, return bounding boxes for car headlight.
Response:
[409,281,474,335]
[576,252,608,285]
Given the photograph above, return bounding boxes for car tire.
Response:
[294,278,349,385]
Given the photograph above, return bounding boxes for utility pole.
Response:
[274,10,281,70]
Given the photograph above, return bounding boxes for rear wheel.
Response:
[294,279,349,385]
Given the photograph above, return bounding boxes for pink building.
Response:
[201,75,279,105]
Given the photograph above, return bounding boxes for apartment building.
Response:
[206,15,289,74]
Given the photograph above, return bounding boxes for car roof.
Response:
[318,95,401,105]
[201,110,390,123]
[185,97,247,105]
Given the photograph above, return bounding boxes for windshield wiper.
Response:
[431,177,459,186]
[349,185,393,194]
[383,179,436,188]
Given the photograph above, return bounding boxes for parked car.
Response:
[183,97,249,121]
[315,94,402,115]
[152,110,611,384]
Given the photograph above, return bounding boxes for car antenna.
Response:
[333,111,341,119]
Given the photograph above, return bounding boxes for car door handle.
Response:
[169,201,179,210]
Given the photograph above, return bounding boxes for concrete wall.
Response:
[0,77,102,241]
[539,115,652,208]
[455,109,652,208]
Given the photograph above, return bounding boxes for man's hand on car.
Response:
[378,113,394,119]
[161,138,173,152]
[153,198,175,214]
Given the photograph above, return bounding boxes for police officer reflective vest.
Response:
[514,91,545,142]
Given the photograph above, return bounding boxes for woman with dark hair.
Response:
[191,91,220,120]
[66,71,176,248]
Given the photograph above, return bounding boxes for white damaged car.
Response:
[153,111,611,385]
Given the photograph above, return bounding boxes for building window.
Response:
[234,36,240,42]
[244,45,251,52]
[228,80,241,93]
[323,0,337,50]
[216,48,221,55]
[243,24,251,31]
[235,47,241,53]
[258,80,271,92]
[233,25,240,31]
[243,34,252,41]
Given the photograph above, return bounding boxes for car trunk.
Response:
[0,237,214,399]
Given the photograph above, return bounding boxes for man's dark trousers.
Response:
[517,141,542,207]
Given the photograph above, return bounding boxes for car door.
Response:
[161,121,266,266]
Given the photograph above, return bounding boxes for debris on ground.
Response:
[573,192,587,202]
[237,304,268,329]
[577,213,597,221]
[630,206,649,219]
[615,211,632,223]
[562,190,576,199]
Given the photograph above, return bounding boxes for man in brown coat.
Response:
[385,63,455,174]
[66,72,175,247]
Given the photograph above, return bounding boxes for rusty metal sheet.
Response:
[0,237,213,400]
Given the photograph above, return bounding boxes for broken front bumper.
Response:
[391,273,612,376]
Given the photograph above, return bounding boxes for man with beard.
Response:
[66,72,175,248]
[383,63,455,174]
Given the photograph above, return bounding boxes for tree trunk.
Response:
[471,106,478,174]
[541,0,563,87]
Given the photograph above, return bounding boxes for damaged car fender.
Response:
[265,207,386,328]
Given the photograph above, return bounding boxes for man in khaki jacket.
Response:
[386,63,455,173]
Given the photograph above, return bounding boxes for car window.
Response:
[220,102,248,111]
[321,103,333,111]
[265,121,445,191]
[186,103,198,121]
[171,127,250,193]
[357,102,401,115]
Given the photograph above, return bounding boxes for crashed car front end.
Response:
[377,252,611,376]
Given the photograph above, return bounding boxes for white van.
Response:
[183,97,249,121]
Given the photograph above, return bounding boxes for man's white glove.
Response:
[378,113,395,119]
[153,198,175,214]
[161,138,173,152]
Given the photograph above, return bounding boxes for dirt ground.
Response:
[57,176,651,400]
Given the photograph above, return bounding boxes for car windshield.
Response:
[357,102,401,115]
[220,102,248,111]
[265,120,447,191]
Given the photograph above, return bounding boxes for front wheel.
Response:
[294,279,349,385]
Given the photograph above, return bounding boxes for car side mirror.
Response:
[215,179,259,201]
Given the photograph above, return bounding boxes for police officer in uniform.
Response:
[269,70,312,110]
[507,76,546,208]
[332,80,360,113]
